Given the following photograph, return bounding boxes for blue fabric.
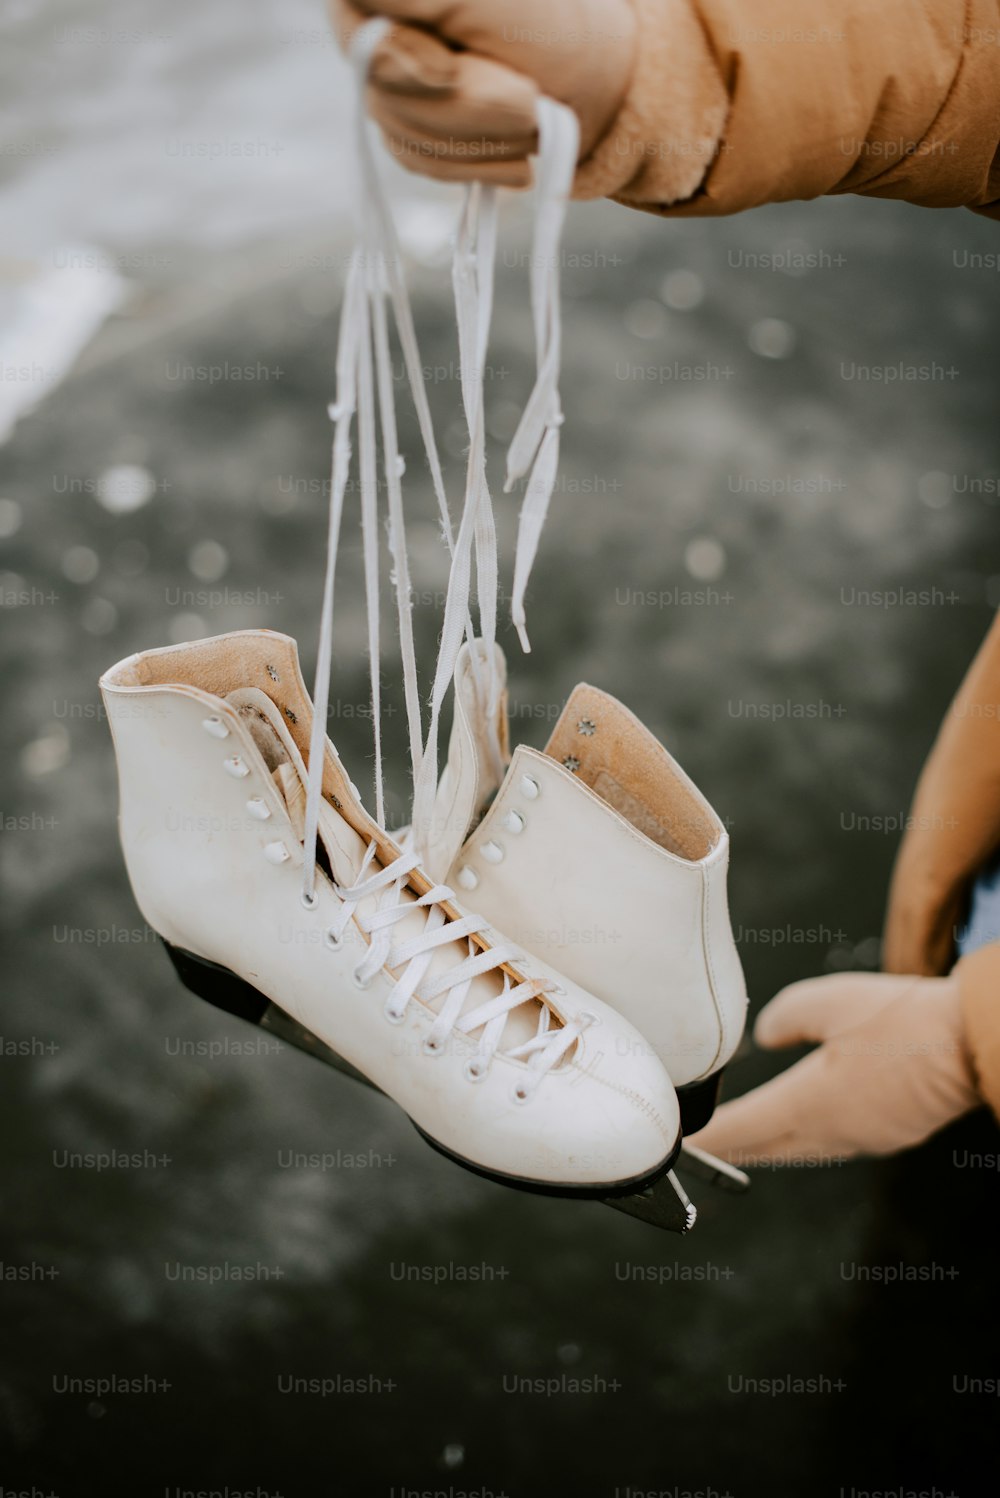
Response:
[956,852,1000,958]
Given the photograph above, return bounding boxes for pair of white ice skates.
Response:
[101,627,746,1204]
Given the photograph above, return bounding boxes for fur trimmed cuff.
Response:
[572,0,728,206]
[957,943,1000,1122]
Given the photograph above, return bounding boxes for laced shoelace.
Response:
[295,17,583,1088]
[324,841,581,1088]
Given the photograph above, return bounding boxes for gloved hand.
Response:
[688,971,981,1166]
[330,0,637,186]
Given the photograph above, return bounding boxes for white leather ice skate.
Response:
[424,642,748,1133]
[100,629,683,1196]
[97,30,732,1228]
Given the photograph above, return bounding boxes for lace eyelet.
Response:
[422,1035,444,1057]
[300,890,318,911]
[520,775,540,800]
[353,966,374,991]
[464,1059,488,1084]
[383,1001,407,1025]
[325,928,344,952]
[511,1083,532,1105]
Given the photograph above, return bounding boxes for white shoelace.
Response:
[324,842,582,1091]
[295,18,582,1083]
[406,100,578,844]
[506,98,578,653]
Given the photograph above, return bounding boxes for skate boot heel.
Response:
[163,941,267,1023]
[161,941,377,1091]
[676,1069,725,1133]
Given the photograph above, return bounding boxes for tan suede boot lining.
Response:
[543,684,716,862]
[107,629,395,864]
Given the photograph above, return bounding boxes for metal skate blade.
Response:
[678,1142,750,1194]
[602,1169,696,1234]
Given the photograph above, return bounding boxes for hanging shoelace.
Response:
[506,98,578,653]
[408,177,502,846]
[295,16,585,1086]
[303,16,577,878]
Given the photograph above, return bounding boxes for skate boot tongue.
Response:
[273,760,369,888]
[424,639,509,881]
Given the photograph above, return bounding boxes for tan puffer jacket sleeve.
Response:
[575,0,1000,218]
[884,612,1000,978]
[882,612,1000,1122]
[954,947,1000,1121]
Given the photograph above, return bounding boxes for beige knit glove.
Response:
[688,972,981,1166]
[330,0,726,203]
